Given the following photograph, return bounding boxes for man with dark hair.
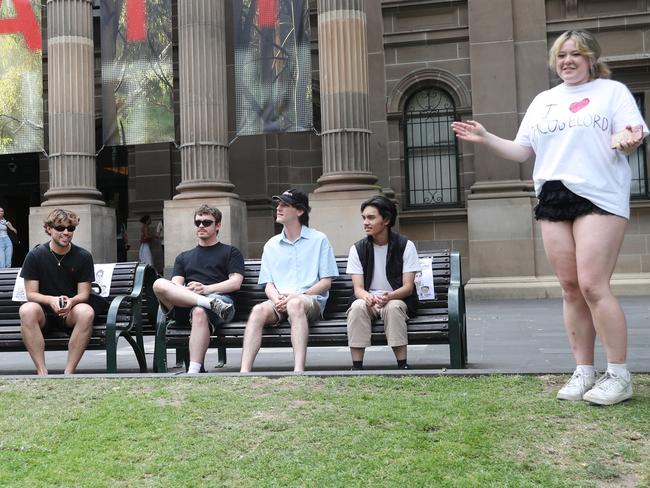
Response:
[240,188,339,372]
[153,204,244,374]
[346,195,421,370]
[19,208,96,375]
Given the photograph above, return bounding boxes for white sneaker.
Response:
[556,370,596,401]
[583,372,633,406]
[209,298,233,321]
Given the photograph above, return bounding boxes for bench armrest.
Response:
[447,252,467,368]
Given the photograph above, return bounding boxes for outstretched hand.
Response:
[450,120,488,144]
[611,124,644,155]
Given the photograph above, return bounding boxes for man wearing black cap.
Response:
[240,188,339,372]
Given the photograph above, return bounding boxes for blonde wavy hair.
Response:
[43,208,80,233]
[548,30,611,80]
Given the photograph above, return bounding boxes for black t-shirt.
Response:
[20,243,95,297]
[172,242,245,285]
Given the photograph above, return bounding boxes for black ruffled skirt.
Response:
[534,180,612,221]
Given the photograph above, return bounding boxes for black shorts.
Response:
[41,306,71,334]
[534,180,612,222]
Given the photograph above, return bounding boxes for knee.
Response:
[191,307,209,326]
[559,278,582,302]
[247,303,269,328]
[350,299,366,311]
[384,301,402,312]
[75,303,95,324]
[286,297,305,316]
[19,303,41,324]
[578,279,608,304]
[152,278,169,297]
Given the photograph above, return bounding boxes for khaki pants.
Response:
[346,299,409,348]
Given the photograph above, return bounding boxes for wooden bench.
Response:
[154,251,467,372]
[0,262,159,373]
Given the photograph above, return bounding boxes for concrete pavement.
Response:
[1,296,648,377]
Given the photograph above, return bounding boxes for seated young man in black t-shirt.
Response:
[19,209,96,375]
[153,204,245,374]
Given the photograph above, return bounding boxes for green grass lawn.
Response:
[0,375,648,487]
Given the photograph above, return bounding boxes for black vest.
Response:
[353,231,418,315]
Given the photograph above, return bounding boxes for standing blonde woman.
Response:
[452,30,648,405]
[0,207,18,268]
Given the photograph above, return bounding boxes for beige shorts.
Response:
[264,295,321,326]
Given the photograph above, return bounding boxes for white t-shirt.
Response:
[514,78,649,219]
[346,240,421,293]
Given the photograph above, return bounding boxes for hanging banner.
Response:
[0,0,43,155]
[100,0,174,146]
[233,0,312,135]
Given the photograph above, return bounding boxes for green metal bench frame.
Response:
[154,251,467,372]
[0,262,159,373]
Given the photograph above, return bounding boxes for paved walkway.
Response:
[1,297,648,377]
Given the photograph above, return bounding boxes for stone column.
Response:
[164,0,247,264]
[310,0,379,254]
[30,0,116,262]
[464,0,551,298]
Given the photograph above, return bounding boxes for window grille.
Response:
[404,88,460,207]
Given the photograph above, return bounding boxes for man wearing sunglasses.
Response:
[19,208,96,375]
[153,204,244,374]
[240,188,338,373]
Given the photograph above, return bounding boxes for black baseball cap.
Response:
[272,188,309,208]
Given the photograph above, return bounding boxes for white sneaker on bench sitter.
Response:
[556,370,596,401]
[582,372,633,406]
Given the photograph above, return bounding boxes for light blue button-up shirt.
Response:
[258,226,339,315]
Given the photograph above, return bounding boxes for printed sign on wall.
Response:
[100,0,174,146]
[233,0,312,135]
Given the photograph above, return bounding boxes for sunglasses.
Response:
[194,219,215,227]
[53,225,76,232]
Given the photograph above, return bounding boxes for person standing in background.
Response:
[139,214,154,266]
[0,207,18,268]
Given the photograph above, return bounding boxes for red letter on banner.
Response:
[0,0,41,52]
[126,0,147,42]
[257,0,278,28]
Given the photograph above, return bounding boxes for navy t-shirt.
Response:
[20,243,95,297]
[172,242,245,288]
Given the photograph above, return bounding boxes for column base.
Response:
[29,205,117,263]
[42,188,105,207]
[314,172,378,193]
[163,197,248,268]
[467,183,537,279]
[308,189,379,256]
[173,182,237,200]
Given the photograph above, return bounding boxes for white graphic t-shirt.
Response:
[515,78,649,218]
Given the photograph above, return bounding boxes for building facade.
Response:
[1,0,649,297]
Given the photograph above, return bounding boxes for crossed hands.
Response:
[52,295,72,317]
[186,281,206,294]
[363,292,390,312]
[274,293,303,313]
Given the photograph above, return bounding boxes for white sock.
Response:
[187,361,202,374]
[607,363,629,379]
[196,296,212,309]
[576,364,595,377]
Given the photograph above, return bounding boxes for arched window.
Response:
[404,88,460,207]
